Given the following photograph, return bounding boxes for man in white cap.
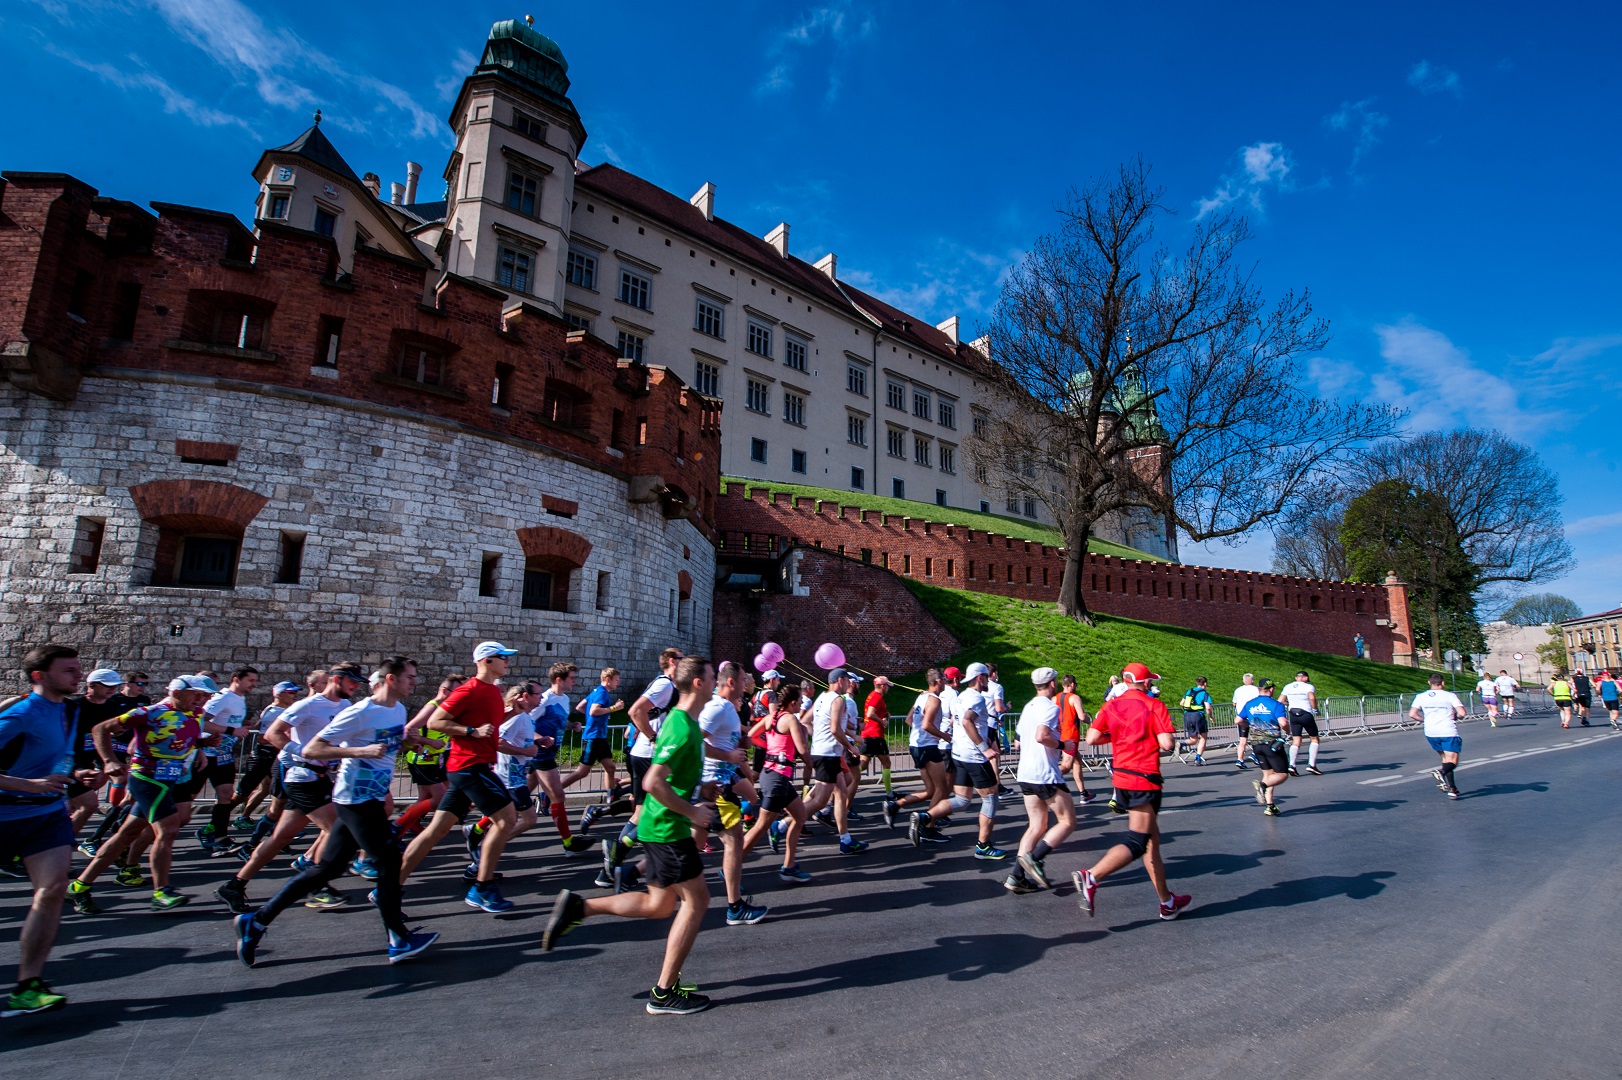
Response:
[1003,667,1075,894]
[1231,673,1259,770]
[69,675,248,913]
[399,641,522,914]
[908,662,1007,860]
[64,669,129,837]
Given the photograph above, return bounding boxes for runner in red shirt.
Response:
[1056,674,1097,805]
[1072,662,1191,921]
[858,676,893,800]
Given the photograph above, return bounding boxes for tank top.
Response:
[764,717,798,778]
[809,691,841,757]
[1059,692,1085,745]
[908,692,938,748]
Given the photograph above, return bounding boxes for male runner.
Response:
[1410,672,1466,799]
[1598,671,1620,728]
[1180,677,1212,766]
[77,673,152,858]
[1072,662,1191,920]
[800,669,867,855]
[1231,673,1259,769]
[0,645,89,1015]
[1281,670,1320,775]
[1494,670,1519,719]
[543,657,718,1015]
[63,669,128,837]
[197,666,258,854]
[604,648,682,887]
[216,663,366,914]
[697,662,766,925]
[71,675,246,913]
[908,662,1005,859]
[526,663,588,852]
[395,673,459,838]
[399,641,522,912]
[1572,670,1593,726]
[236,656,438,966]
[986,664,1011,750]
[564,666,623,833]
[232,680,299,837]
[1551,672,1574,727]
[858,675,894,799]
[1239,680,1290,816]
[1474,670,1500,725]
[1003,667,1075,894]
[1056,675,1097,804]
[884,669,950,828]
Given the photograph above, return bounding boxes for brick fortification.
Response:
[0,173,720,682]
[716,487,1414,664]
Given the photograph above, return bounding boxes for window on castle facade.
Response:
[566,249,597,289]
[785,336,807,372]
[498,247,532,293]
[507,170,540,216]
[399,345,445,386]
[695,361,720,397]
[619,270,651,310]
[695,298,724,338]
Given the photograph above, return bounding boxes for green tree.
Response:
[1535,624,1569,674]
[1500,593,1582,626]
[1342,479,1478,660]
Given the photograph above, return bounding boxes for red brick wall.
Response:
[716,488,1406,662]
[713,547,961,678]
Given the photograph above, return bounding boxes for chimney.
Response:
[814,252,837,280]
[935,315,960,345]
[404,161,422,204]
[765,222,789,257]
[968,334,991,357]
[361,172,381,198]
[389,182,406,205]
[689,182,716,221]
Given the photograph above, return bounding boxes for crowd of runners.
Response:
[0,639,1587,1017]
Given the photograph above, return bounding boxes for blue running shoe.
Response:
[349,856,379,880]
[838,838,869,856]
[387,928,439,965]
[974,843,1009,861]
[777,864,812,883]
[768,819,783,855]
[234,913,264,968]
[465,883,515,913]
[290,854,314,873]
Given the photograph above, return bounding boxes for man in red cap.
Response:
[1072,662,1191,921]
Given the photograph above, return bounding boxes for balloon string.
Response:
[775,658,829,689]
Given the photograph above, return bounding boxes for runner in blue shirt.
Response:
[1239,681,1290,816]
[562,666,625,835]
[0,644,90,1016]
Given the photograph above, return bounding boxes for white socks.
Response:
[1308,742,1319,768]
[1287,743,1299,768]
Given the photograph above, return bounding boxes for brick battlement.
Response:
[715,485,1412,663]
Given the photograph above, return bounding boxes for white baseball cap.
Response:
[473,641,519,662]
[86,668,124,687]
[1031,667,1058,686]
[168,674,220,694]
[762,669,783,681]
[964,662,991,679]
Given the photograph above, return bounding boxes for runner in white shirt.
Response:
[1474,673,1500,726]
[1231,674,1259,769]
[1494,671,1519,719]
[908,663,1006,860]
[603,647,682,889]
[198,667,258,854]
[986,665,1010,751]
[697,663,766,926]
[799,671,867,856]
[938,667,961,770]
[884,669,951,830]
[1280,671,1321,775]
[1003,668,1075,895]
[1409,673,1467,799]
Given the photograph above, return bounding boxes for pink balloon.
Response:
[814,642,846,670]
[762,642,785,665]
[754,652,772,673]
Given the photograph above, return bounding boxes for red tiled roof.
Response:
[1563,607,1622,625]
[837,279,996,380]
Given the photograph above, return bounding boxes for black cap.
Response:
[1257,679,1276,691]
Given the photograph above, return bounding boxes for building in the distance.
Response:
[1559,608,1622,673]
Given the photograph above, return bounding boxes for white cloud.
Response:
[841,239,1022,322]
[1325,98,1389,168]
[1408,60,1463,97]
[755,3,876,103]
[1566,511,1622,537]
[1370,320,1531,435]
[1196,141,1294,218]
[44,45,256,135]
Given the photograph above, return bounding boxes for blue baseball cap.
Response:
[273,680,301,694]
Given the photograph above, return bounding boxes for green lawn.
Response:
[871,580,1436,713]
[721,476,1162,561]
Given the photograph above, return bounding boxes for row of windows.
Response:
[883,429,957,474]
[743,379,807,426]
[747,439,808,476]
[884,380,957,429]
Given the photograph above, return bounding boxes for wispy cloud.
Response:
[1325,98,1389,169]
[842,239,1021,321]
[1196,141,1294,218]
[1408,60,1463,97]
[1566,511,1622,537]
[755,3,876,104]
[44,44,256,136]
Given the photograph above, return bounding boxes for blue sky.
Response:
[5,1,1618,614]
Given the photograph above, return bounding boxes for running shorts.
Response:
[861,736,889,758]
[509,785,534,814]
[0,808,73,862]
[1109,787,1162,813]
[172,765,208,803]
[1253,742,1290,774]
[202,760,237,788]
[759,771,798,812]
[715,791,743,831]
[530,756,560,773]
[1287,710,1320,738]
[581,738,613,766]
[283,775,333,815]
[1576,694,1592,708]
[1018,782,1065,800]
[127,773,181,822]
[439,766,514,819]
[810,755,844,784]
[1234,720,1250,738]
[628,754,652,805]
[1426,736,1463,754]
[953,760,998,790]
[642,838,704,888]
[407,761,447,787]
[910,745,945,769]
[1182,712,1209,737]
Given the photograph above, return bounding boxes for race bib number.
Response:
[153,759,188,781]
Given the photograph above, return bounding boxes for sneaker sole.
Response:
[541,891,577,951]
[2,999,66,1017]
[1017,854,1050,889]
[726,911,769,926]
[1071,871,1095,916]
[388,932,439,964]
[974,852,1007,861]
[646,999,712,1015]
[464,897,514,913]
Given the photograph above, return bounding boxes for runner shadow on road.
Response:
[1164,849,1286,879]
[1333,762,1405,774]
[1461,782,1550,799]
[711,930,1103,1004]
[1176,870,1394,922]
[1280,798,1405,816]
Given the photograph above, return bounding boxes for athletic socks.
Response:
[395,796,436,835]
[881,767,892,794]
[1287,743,1299,768]
[210,802,232,836]
[551,803,573,838]
[1440,762,1457,789]
[1031,840,1052,862]
[1307,742,1319,768]
[838,833,852,844]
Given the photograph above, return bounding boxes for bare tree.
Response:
[968,160,1401,623]
[1499,592,1582,626]
[1271,503,1350,579]
[1352,429,1573,610]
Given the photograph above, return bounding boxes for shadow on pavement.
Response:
[1164,849,1287,878]
[1333,762,1405,774]
[1462,782,1550,799]
[1175,870,1396,923]
[1281,798,1405,816]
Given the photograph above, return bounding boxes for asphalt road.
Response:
[3,706,1619,1079]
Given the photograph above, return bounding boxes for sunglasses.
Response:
[131,680,149,686]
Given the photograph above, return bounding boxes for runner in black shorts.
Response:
[1237,680,1290,815]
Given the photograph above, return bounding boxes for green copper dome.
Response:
[481,18,570,98]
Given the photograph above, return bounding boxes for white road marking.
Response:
[1356,732,1620,787]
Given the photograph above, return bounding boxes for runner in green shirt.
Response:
[542,656,725,1016]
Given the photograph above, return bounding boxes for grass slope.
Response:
[722,477,1162,562]
[872,581,1435,711]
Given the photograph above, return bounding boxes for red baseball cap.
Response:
[943,666,962,680]
[1121,662,1160,682]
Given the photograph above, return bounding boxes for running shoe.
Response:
[974,843,1009,861]
[1073,869,1097,917]
[601,837,619,877]
[1194,754,1205,766]
[777,864,812,883]
[66,882,98,915]
[838,837,869,855]
[234,913,265,968]
[541,889,586,950]
[920,829,951,844]
[646,985,711,1015]
[767,819,783,855]
[349,856,379,880]
[1017,852,1051,889]
[304,887,348,910]
[1307,766,1323,776]
[814,807,835,829]
[114,865,147,888]
[462,823,484,859]
[1252,780,1267,805]
[290,854,315,873]
[1077,791,1098,804]
[1003,874,1041,895]
[366,889,379,908]
[1430,768,1446,790]
[1489,720,1498,727]
[216,879,251,915]
[1234,760,1248,770]
[1106,797,1126,815]
[1288,767,1301,777]
[465,883,515,913]
[234,844,255,864]
[699,837,720,854]
[1263,804,1281,817]
[593,868,614,888]
[231,816,255,832]
[151,886,190,911]
[613,864,641,894]
[561,835,591,856]
[2,978,66,1017]
[387,929,439,965]
[847,810,866,822]
[579,804,603,834]
[1158,893,1193,920]
[882,800,898,829]
[725,897,769,925]
[1447,788,1461,800]
[76,840,99,859]
[907,812,925,848]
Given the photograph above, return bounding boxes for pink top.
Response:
[764,718,798,778]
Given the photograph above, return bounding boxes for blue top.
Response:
[1239,696,1288,739]
[1183,687,1212,713]
[0,693,72,821]
[582,685,613,740]
[533,690,572,747]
